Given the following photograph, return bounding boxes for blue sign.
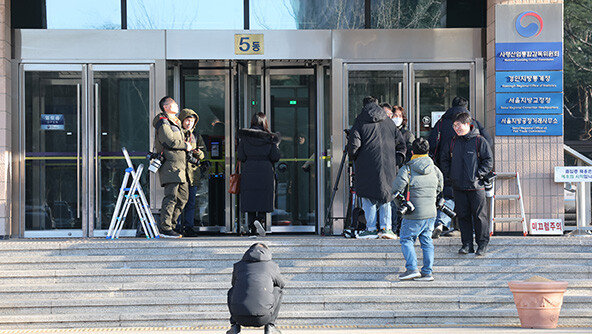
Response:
[496,42,563,71]
[496,92,563,115]
[40,114,65,131]
[496,71,562,93]
[495,114,563,136]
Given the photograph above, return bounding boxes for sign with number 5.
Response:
[234,34,264,55]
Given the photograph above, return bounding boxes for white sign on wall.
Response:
[529,219,563,235]
[554,167,592,183]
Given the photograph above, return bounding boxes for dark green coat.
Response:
[152,112,189,186]
[178,108,208,186]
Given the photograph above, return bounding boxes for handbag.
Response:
[228,161,241,194]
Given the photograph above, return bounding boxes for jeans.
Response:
[435,198,455,230]
[361,197,392,231]
[179,185,198,229]
[399,217,436,276]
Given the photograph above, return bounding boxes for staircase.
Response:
[0,236,591,329]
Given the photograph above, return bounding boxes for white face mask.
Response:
[392,117,403,127]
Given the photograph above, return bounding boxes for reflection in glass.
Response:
[348,71,404,127]
[182,71,227,227]
[415,70,469,138]
[94,71,150,231]
[250,0,364,29]
[270,74,317,227]
[371,0,446,29]
[25,71,82,231]
[46,0,121,29]
[127,0,243,29]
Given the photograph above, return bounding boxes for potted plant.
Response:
[508,276,568,329]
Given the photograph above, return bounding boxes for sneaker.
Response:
[226,324,241,334]
[398,269,421,280]
[182,227,198,237]
[357,230,379,239]
[160,229,182,238]
[414,273,435,281]
[254,220,266,237]
[432,225,443,239]
[442,229,461,237]
[476,244,488,257]
[458,244,475,254]
[264,324,282,334]
[380,229,398,239]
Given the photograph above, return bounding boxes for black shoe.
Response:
[432,225,443,239]
[476,244,488,257]
[264,324,282,334]
[182,227,198,237]
[160,229,182,238]
[458,245,475,254]
[226,324,241,334]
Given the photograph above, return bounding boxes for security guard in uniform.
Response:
[153,96,192,237]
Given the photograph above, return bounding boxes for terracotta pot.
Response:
[508,280,568,329]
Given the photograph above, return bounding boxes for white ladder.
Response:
[489,172,528,236]
[106,147,160,240]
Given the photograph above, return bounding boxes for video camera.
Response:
[147,151,165,173]
[393,192,415,216]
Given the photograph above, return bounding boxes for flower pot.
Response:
[508,279,568,329]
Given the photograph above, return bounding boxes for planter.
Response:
[508,277,568,329]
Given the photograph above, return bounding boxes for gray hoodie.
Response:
[392,156,444,220]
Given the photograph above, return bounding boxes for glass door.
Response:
[346,63,407,128]
[23,65,86,237]
[91,65,152,237]
[266,68,317,232]
[181,68,231,232]
[411,63,472,138]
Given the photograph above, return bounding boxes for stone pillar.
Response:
[0,0,9,238]
[486,0,564,232]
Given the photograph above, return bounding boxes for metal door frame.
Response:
[89,64,154,238]
[265,67,318,233]
[19,63,88,238]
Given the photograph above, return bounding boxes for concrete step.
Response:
[3,294,592,316]
[0,279,590,300]
[1,309,591,328]
[0,253,590,270]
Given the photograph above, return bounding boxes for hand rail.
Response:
[564,144,592,166]
[563,144,592,236]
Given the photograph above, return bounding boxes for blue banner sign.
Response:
[40,114,65,131]
[496,71,562,93]
[495,114,563,136]
[496,92,563,115]
[496,42,563,71]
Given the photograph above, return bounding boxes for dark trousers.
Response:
[229,287,283,327]
[453,189,489,248]
[160,182,189,231]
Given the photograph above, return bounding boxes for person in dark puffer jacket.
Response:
[227,243,285,334]
[441,112,493,257]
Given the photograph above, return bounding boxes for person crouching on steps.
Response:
[393,138,443,281]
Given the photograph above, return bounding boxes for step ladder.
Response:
[106,147,160,240]
[490,172,528,236]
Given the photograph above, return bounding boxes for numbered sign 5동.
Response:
[234,34,264,55]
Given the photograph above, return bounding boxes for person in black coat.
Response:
[441,112,494,257]
[237,112,280,236]
[427,96,492,238]
[347,97,406,239]
[227,243,285,334]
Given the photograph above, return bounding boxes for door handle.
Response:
[76,83,81,219]
[94,83,99,219]
[397,82,402,107]
[415,82,421,136]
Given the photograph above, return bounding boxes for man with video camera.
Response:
[392,138,444,281]
[152,96,194,238]
[441,112,494,256]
